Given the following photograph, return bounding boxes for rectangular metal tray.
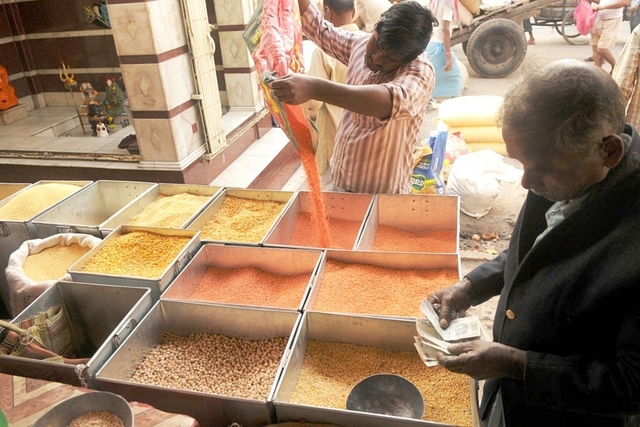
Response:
[162,243,323,312]
[68,225,201,302]
[99,183,222,237]
[356,194,460,253]
[95,300,301,427]
[31,180,157,239]
[0,281,152,388]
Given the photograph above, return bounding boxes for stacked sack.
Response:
[436,95,506,156]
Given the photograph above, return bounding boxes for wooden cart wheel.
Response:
[561,9,590,45]
[466,18,527,78]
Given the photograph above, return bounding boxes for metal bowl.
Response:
[33,391,134,427]
[346,374,424,419]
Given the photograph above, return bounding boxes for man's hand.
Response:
[437,340,526,380]
[427,278,474,329]
[268,74,317,105]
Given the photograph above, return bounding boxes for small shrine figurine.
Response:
[103,76,126,117]
[79,82,99,107]
[0,65,19,111]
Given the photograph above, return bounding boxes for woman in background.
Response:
[425,0,463,99]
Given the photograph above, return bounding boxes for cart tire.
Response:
[561,9,590,45]
[466,18,527,78]
[462,41,469,56]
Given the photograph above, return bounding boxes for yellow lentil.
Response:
[23,243,91,282]
[127,192,211,228]
[0,183,81,220]
[289,340,472,427]
[200,195,285,243]
[81,231,190,278]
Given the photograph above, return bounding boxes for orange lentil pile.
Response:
[0,183,80,220]
[200,195,285,243]
[81,231,190,278]
[128,192,212,228]
[189,266,310,309]
[289,212,360,249]
[23,243,91,282]
[372,225,457,253]
[312,260,458,318]
[289,340,472,427]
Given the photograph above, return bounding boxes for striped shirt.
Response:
[613,24,640,130]
[301,3,436,194]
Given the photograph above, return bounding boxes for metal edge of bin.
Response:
[162,243,324,313]
[99,183,223,238]
[94,299,302,427]
[0,280,153,388]
[67,225,202,302]
[186,188,296,246]
[355,194,460,253]
[31,180,159,239]
[263,191,375,251]
[303,249,460,321]
[272,311,465,427]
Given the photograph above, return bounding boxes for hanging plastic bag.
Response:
[575,0,598,36]
[411,130,447,195]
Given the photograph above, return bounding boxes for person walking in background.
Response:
[353,0,391,31]
[304,0,359,188]
[269,0,436,194]
[613,23,640,128]
[523,18,535,44]
[424,0,464,99]
[625,0,640,31]
[589,0,629,70]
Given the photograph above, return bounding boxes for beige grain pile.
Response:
[23,243,91,282]
[128,192,211,228]
[0,183,81,220]
[69,410,125,427]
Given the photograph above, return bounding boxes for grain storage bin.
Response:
[187,188,294,246]
[0,183,30,203]
[0,281,152,388]
[95,300,301,427]
[68,225,201,302]
[273,311,479,427]
[304,249,460,319]
[99,183,222,237]
[263,191,374,250]
[163,244,323,312]
[356,194,460,253]
[31,180,157,239]
[0,180,91,317]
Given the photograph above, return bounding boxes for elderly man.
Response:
[428,59,640,426]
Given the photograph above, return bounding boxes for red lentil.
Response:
[312,259,458,317]
[289,212,360,249]
[189,266,310,309]
[372,226,458,253]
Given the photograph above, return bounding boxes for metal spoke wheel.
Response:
[561,9,590,45]
[466,18,527,78]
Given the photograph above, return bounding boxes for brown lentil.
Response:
[69,410,125,427]
[372,226,458,253]
[127,193,211,228]
[312,260,458,318]
[129,332,288,400]
[200,196,285,243]
[289,340,472,427]
[81,231,190,278]
[0,183,80,220]
[23,243,91,282]
[289,212,360,249]
[189,266,310,309]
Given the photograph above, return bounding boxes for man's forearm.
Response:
[311,78,393,119]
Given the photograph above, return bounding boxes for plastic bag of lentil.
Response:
[5,233,102,317]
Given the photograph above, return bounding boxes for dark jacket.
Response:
[466,125,640,426]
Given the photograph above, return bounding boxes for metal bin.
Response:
[31,180,157,239]
[187,188,294,246]
[68,225,201,302]
[162,244,323,312]
[355,194,460,253]
[0,281,153,388]
[99,183,222,237]
[95,300,301,427]
[272,311,479,427]
[263,191,374,250]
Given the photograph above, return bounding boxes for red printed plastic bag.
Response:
[574,0,598,36]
